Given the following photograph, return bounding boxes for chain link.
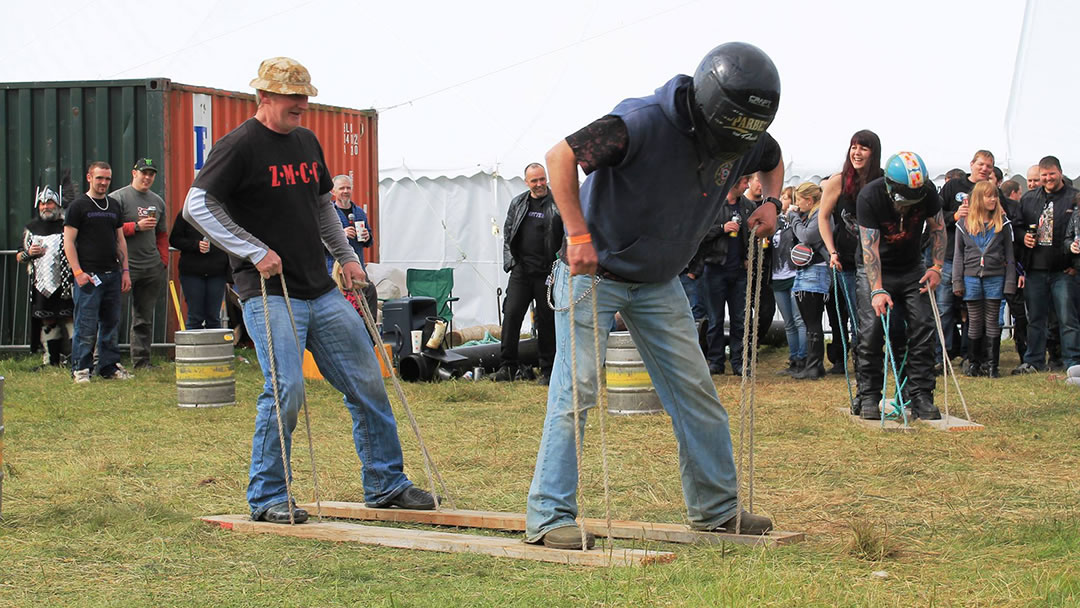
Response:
[546,260,602,312]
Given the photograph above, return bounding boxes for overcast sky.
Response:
[6,0,1069,179]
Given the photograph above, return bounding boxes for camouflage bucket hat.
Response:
[249,57,318,96]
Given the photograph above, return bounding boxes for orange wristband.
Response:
[73,269,84,277]
[567,233,592,246]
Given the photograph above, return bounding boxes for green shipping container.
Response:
[0,78,378,351]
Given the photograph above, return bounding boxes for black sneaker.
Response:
[712,510,773,535]
[366,486,437,510]
[492,365,515,382]
[541,525,596,550]
[1011,362,1040,375]
[257,501,308,524]
[708,364,725,376]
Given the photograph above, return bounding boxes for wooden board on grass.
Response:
[201,514,675,567]
[919,414,984,432]
[297,501,804,547]
[839,408,983,432]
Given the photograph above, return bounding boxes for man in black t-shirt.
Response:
[496,163,564,384]
[855,152,946,421]
[63,162,133,383]
[184,57,436,525]
[1014,156,1080,372]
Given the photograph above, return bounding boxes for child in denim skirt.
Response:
[953,181,1017,377]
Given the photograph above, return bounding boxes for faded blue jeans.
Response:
[1024,270,1080,368]
[772,279,806,360]
[243,288,412,519]
[525,263,739,541]
[71,269,123,376]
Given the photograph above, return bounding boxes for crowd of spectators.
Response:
[16,158,376,382]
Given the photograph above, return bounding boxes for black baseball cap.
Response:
[134,158,158,172]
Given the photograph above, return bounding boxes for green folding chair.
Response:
[406,267,460,335]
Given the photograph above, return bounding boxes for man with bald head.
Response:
[327,174,377,316]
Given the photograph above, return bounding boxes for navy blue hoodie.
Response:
[579,75,779,283]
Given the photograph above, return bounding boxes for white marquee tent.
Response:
[4,0,1077,328]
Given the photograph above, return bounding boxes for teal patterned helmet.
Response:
[884,151,928,206]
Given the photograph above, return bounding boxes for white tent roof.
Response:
[6,0,1073,180]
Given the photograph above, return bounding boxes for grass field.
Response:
[1,343,1078,607]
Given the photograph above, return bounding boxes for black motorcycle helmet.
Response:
[690,42,781,162]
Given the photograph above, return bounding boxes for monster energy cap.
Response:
[133,157,157,173]
[249,57,319,96]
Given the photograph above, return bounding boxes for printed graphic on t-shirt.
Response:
[1038,202,1053,246]
[879,206,927,244]
[526,210,544,220]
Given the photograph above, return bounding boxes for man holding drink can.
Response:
[326,174,377,316]
[116,157,170,369]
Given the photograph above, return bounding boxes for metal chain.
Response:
[547,260,601,312]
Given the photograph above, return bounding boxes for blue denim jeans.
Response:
[180,273,227,329]
[679,272,708,320]
[242,288,411,518]
[525,263,739,540]
[934,261,957,361]
[701,263,746,370]
[772,283,806,360]
[1024,270,1080,368]
[71,270,123,376]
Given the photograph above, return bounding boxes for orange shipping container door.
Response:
[161,83,378,343]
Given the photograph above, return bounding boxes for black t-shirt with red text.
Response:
[65,194,123,273]
[192,118,335,300]
[856,177,942,272]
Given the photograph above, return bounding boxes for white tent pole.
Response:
[1004,0,1037,175]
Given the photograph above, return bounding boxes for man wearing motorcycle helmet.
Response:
[525,42,785,550]
[855,151,946,421]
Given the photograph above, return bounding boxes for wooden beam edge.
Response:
[200,514,676,567]
[297,502,805,546]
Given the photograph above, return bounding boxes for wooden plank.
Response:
[838,408,983,432]
[838,408,914,432]
[298,501,804,547]
[201,514,674,567]
[919,414,984,432]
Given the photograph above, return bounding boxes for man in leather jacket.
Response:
[497,163,565,384]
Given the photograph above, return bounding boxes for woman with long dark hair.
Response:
[817,130,883,376]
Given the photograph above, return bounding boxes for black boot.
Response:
[793,333,825,380]
[985,337,1001,378]
[46,339,64,366]
[859,396,881,420]
[911,393,941,420]
[963,336,983,377]
[777,358,801,376]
